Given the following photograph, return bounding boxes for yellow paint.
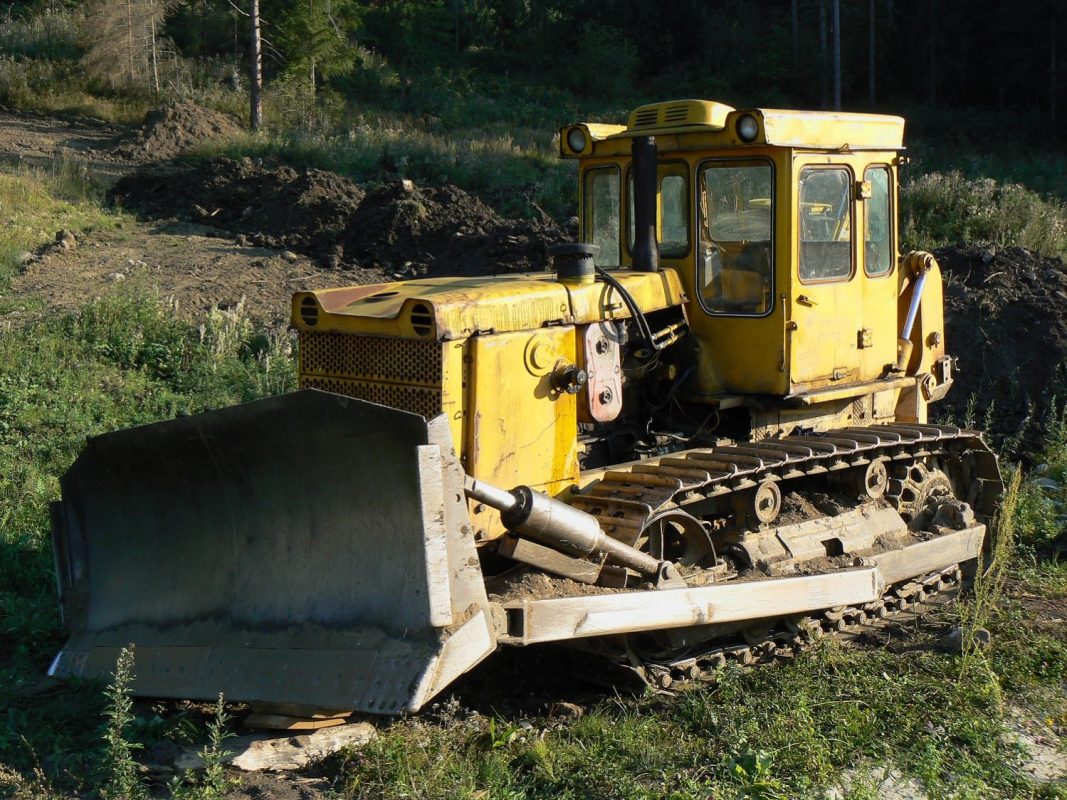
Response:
[292,98,943,539]
[467,328,579,539]
[562,102,905,157]
[293,270,685,340]
[292,269,684,542]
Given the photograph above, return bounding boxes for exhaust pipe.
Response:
[631,136,659,272]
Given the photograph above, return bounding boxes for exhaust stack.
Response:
[631,136,659,272]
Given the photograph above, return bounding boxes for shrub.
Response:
[902,171,1067,259]
[0,9,81,60]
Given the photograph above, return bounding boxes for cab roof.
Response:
[561,99,905,156]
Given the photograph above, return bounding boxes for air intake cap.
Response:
[549,243,599,285]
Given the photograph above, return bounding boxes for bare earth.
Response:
[2,108,1064,799]
[11,222,334,327]
[0,107,132,179]
[0,109,340,325]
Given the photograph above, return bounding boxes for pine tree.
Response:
[82,0,181,92]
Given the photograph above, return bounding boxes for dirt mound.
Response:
[336,182,562,276]
[936,243,1067,453]
[109,158,365,253]
[115,101,242,160]
[110,159,565,276]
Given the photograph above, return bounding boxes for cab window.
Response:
[584,166,620,267]
[627,163,690,259]
[798,166,853,282]
[864,166,893,276]
[697,160,774,315]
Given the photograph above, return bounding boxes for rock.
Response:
[938,626,990,653]
[281,250,299,263]
[548,701,585,719]
[109,272,126,282]
[165,721,377,773]
[55,229,76,245]
[400,179,415,192]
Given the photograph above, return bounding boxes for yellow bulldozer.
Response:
[50,100,1003,715]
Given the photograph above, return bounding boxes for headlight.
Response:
[567,127,588,153]
[736,114,759,142]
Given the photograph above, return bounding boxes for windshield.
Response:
[697,160,774,315]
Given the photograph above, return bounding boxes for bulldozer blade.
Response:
[49,390,496,715]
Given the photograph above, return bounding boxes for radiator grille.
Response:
[299,331,442,386]
[300,376,442,418]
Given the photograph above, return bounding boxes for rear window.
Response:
[583,166,620,267]
[864,166,893,276]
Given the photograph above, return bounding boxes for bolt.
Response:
[599,388,613,404]
[595,338,609,354]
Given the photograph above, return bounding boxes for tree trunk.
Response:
[833,0,842,110]
[869,0,876,106]
[151,13,160,93]
[1052,17,1058,121]
[791,0,799,75]
[928,0,936,106]
[127,0,136,86]
[249,0,262,130]
[819,0,829,108]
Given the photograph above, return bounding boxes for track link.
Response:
[575,423,1002,557]
[571,423,1001,685]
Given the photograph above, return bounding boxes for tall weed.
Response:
[100,646,146,800]
[902,171,1067,259]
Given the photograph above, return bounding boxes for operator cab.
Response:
[561,100,928,416]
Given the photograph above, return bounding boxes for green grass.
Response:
[196,112,578,219]
[0,157,1064,800]
[0,171,296,793]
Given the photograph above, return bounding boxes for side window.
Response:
[864,166,893,276]
[697,160,774,315]
[627,163,690,259]
[798,166,853,282]
[584,167,620,267]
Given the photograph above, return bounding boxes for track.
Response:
[568,423,1002,686]
[632,563,966,689]
[575,423,1002,546]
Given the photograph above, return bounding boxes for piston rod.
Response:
[465,477,664,578]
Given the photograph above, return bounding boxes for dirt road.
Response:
[0,107,133,179]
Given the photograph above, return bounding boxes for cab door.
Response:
[788,157,864,391]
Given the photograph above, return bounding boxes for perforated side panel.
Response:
[300,331,442,386]
[301,376,442,419]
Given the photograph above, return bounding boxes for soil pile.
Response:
[109,157,366,254]
[336,182,562,276]
[114,101,243,160]
[110,158,565,276]
[936,243,1067,452]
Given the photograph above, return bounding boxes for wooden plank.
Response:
[243,713,349,731]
